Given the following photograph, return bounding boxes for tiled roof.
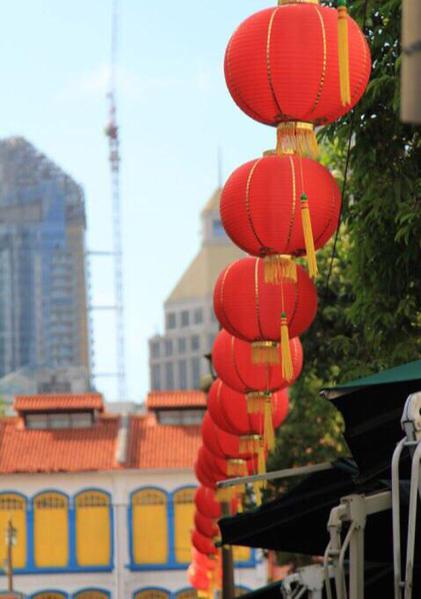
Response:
[14,393,104,413]
[146,390,207,409]
[0,415,120,473]
[127,415,202,469]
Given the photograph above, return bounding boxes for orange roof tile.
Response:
[0,415,120,473]
[127,415,202,469]
[146,390,207,410]
[14,393,104,413]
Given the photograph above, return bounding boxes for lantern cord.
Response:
[324,0,370,294]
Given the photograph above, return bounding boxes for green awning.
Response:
[320,360,421,481]
[322,360,421,399]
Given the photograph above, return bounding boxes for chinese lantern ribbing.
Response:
[214,257,317,379]
[224,4,371,155]
[220,153,341,279]
[212,329,303,393]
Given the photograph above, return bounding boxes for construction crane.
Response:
[104,0,127,401]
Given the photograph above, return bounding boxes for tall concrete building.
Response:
[0,137,90,383]
[148,188,242,391]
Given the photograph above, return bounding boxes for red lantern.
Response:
[188,563,211,591]
[192,529,218,556]
[194,510,220,539]
[194,457,218,490]
[220,153,341,277]
[212,329,303,393]
[192,547,220,571]
[208,379,289,450]
[195,485,222,519]
[202,411,264,462]
[224,3,371,154]
[213,256,317,379]
[202,412,266,474]
[203,445,258,481]
[199,446,227,478]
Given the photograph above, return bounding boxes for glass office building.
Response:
[0,137,90,379]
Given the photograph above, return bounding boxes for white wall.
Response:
[0,468,266,598]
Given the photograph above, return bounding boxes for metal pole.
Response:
[401,0,421,123]
[392,438,406,599]
[221,502,235,599]
[7,519,13,592]
[217,462,333,489]
[349,524,364,599]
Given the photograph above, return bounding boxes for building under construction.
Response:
[0,137,90,385]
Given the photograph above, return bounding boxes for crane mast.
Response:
[105,0,127,401]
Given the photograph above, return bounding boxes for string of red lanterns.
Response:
[188,1,371,593]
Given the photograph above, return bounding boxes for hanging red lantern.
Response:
[212,329,303,393]
[199,445,250,479]
[194,457,218,490]
[214,256,317,379]
[224,2,371,155]
[192,547,220,571]
[195,486,222,519]
[194,510,220,540]
[202,412,266,475]
[192,529,218,556]
[198,446,226,478]
[202,412,265,464]
[208,379,289,450]
[220,153,341,278]
[188,562,211,592]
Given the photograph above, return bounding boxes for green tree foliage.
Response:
[322,0,421,368]
[270,0,421,475]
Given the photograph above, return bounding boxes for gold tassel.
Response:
[227,459,248,477]
[280,312,294,382]
[198,591,209,599]
[253,481,262,506]
[338,1,351,106]
[276,121,319,159]
[246,392,267,414]
[216,487,233,504]
[234,486,244,513]
[251,341,279,364]
[300,193,318,278]
[257,437,266,475]
[264,395,276,451]
[239,434,260,456]
[263,255,297,284]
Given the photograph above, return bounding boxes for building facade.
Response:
[0,391,265,597]
[148,189,242,391]
[0,137,90,380]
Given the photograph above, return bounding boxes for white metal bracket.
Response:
[392,391,421,599]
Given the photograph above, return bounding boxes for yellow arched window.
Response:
[75,490,111,566]
[0,493,27,568]
[134,591,170,599]
[176,590,196,599]
[33,492,69,567]
[132,489,168,564]
[173,487,195,563]
[32,593,66,599]
[233,545,251,563]
[74,591,109,599]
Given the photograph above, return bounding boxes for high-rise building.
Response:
[0,137,90,381]
[148,188,243,391]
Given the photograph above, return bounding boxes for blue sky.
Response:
[0,0,276,402]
